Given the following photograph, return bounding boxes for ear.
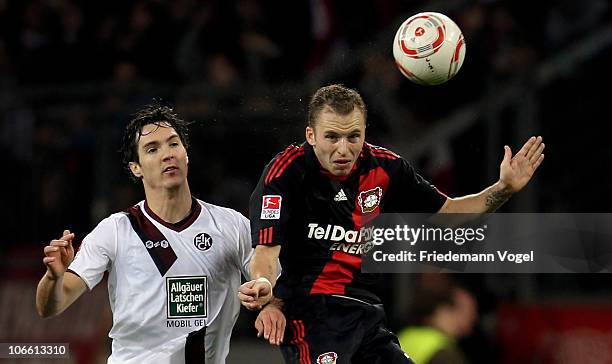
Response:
[305,126,315,146]
[129,162,142,179]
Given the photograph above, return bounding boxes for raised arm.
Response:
[36,230,87,317]
[438,136,544,213]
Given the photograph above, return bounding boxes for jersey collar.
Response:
[143,197,201,232]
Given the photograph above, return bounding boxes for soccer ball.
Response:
[392,12,466,85]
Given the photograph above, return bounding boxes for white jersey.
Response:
[68,199,252,364]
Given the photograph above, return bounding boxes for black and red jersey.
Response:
[249,141,447,303]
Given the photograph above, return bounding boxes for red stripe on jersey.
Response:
[290,320,311,364]
[290,321,302,363]
[265,146,297,184]
[265,146,302,185]
[367,143,400,159]
[309,166,390,295]
[371,150,399,160]
[263,228,268,245]
[309,252,362,295]
[273,150,304,181]
[353,167,390,227]
[267,227,273,244]
[299,321,310,364]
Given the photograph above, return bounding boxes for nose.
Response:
[162,145,175,161]
[337,138,349,156]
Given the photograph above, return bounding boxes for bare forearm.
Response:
[440,181,512,214]
[36,272,85,318]
[250,246,280,287]
[36,273,66,318]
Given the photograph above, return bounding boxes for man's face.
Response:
[129,123,188,191]
[306,106,365,177]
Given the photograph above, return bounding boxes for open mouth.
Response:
[333,159,351,167]
[163,166,178,173]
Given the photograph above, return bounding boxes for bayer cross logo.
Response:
[194,233,213,251]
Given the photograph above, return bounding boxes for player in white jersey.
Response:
[36,103,284,363]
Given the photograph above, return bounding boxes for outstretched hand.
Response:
[499,136,545,193]
[42,230,75,280]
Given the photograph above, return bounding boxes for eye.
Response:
[325,135,339,141]
[170,142,180,147]
[146,147,157,154]
[348,134,361,142]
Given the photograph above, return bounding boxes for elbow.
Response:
[437,197,455,213]
[36,306,53,319]
[36,308,50,318]
[36,302,59,319]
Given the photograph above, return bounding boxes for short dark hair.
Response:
[307,84,367,128]
[120,102,190,181]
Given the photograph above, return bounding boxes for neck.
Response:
[144,184,193,223]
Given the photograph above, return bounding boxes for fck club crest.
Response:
[358,187,383,213]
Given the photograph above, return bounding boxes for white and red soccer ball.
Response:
[392,12,466,85]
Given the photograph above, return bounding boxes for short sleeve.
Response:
[389,158,448,213]
[249,170,293,248]
[234,211,253,280]
[67,216,118,290]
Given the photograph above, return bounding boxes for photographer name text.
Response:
[373,250,534,264]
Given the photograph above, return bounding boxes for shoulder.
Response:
[263,143,306,185]
[93,211,130,231]
[362,142,405,168]
[197,199,249,225]
[363,142,401,160]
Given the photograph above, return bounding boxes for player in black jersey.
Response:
[239,84,544,363]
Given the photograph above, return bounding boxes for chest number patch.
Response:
[167,276,207,319]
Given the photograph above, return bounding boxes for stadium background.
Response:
[1,0,612,363]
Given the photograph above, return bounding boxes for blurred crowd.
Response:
[2,0,610,243]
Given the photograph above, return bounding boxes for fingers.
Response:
[263,313,275,343]
[502,145,512,165]
[253,281,272,297]
[240,300,263,311]
[49,240,69,258]
[239,281,258,299]
[238,292,255,302]
[255,311,284,345]
[517,136,537,157]
[525,136,543,161]
[238,280,260,309]
[44,245,60,255]
[533,154,544,170]
[49,240,70,250]
[60,231,75,247]
[239,281,257,295]
[275,314,286,344]
[255,316,264,338]
[239,293,264,310]
[529,141,545,164]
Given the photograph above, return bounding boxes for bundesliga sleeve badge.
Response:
[261,195,282,219]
